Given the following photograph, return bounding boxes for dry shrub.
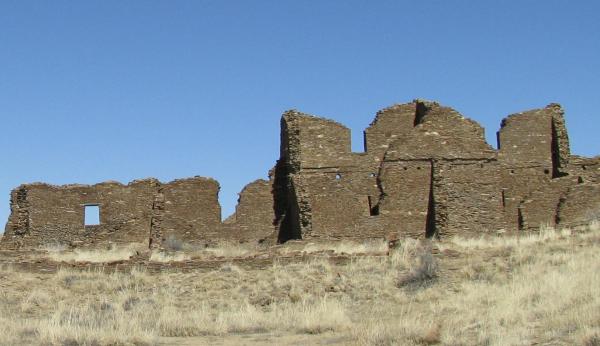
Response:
[582,330,600,346]
[163,234,184,251]
[396,240,437,287]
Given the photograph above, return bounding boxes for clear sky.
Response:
[1,1,599,231]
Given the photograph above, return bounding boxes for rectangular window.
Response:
[84,205,100,226]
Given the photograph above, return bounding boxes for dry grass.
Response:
[0,222,599,345]
[43,243,145,263]
[151,238,389,263]
[150,240,262,262]
[295,239,389,255]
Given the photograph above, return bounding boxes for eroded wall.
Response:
[275,100,598,242]
[3,180,158,249]
[557,184,600,228]
[149,177,221,247]
[497,104,572,229]
[222,178,277,243]
[2,176,278,249]
[3,100,599,249]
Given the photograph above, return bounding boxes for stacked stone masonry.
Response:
[2,100,599,249]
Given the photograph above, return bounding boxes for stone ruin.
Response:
[2,100,599,250]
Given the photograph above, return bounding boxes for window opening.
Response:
[84,205,100,226]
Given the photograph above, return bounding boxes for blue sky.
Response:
[1,1,599,230]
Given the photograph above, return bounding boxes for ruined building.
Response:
[2,100,599,249]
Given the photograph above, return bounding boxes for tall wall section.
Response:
[379,101,505,238]
[274,110,381,241]
[497,104,574,230]
[275,100,599,243]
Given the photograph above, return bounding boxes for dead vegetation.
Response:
[0,221,598,345]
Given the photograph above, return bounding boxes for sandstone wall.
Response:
[375,160,432,238]
[2,180,158,249]
[432,161,506,238]
[497,105,572,229]
[223,179,277,243]
[557,183,600,228]
[275,100,597,243]
[149,177,221,248]
[3,100,599,249]
[518,177,578,230]
[567,156,600,184]
[364,103,417,158]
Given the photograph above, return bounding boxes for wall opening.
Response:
[351,129,365,153]
[84,205,100,226]
[496,131,501,150]
[367,196,379,216]
[517,207,524,231]
[425,163,437,239]
[274,160,302,243]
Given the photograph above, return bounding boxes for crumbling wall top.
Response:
[498,104,570,173]
[281,109,352,170]
[384,101,496,161]
[364,102,417,157]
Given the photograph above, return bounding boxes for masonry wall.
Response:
[275,100,598,243]
[567,156,600,184]
[518,177,578,230]
[375,160,432,238]
[498,104,572,229]
[3,100,599,249]
[223,179,277,243]
[432,161,506,238]
[557,183,600,228]
[2,180,158,249]
[150,177,221,248]
[380,101,503,238]
[364,103,417,158]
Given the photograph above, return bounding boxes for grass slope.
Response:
[0,222,598,345]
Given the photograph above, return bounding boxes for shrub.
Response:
[163,235,184,251]
[396,240,437,287]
